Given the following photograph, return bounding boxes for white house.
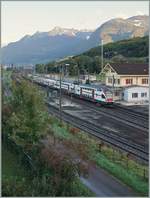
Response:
[100,63,149,102]
[123,86,149,102]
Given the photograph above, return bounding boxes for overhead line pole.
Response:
[77,66,80,84]
[101,39,104,71]
[59,65,62,123]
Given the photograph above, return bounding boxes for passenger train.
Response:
[33,75,113,105]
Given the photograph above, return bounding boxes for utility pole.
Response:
[31,65,35,83]
[101,40,104,71]
[59,65,62,123]
[112,74,115,100]
[77,66,80,84]
[88,68,90,84]
[33,65,36,76]
[45,65,48,75]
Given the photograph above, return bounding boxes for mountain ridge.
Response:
[1,15,148,65]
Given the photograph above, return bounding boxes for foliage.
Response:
[93,153,148,196]
[3,79,51,149]
[84,36,148,58]
[2,74,94,197]
[50,117,148,196]
[35,36,148,76]
[35,64,45,73]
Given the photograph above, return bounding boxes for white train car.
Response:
[78,84,113,104]
[33,75,113,105]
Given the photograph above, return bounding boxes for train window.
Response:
[132,93,138,98]
[101,94,106,99]
[141,92,147,97]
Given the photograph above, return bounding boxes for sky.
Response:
[1,1,149,45]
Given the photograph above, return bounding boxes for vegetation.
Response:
[35,36,148,75]
[2,71,94,196]
[83,36,148,58]
[50,119,148,196]
[2,71,148,196]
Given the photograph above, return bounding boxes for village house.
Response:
[102,63,149,87]
[101,63,149,102]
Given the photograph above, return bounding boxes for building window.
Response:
[108,77,112,84]
[117,79,120,84]
[142,79,148,84]
[126,79,133,84]
[141,92,147,97]
[132,93,138,98]
[114,91,119,96]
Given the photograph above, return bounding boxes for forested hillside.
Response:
[83,36,148,58]
[35,36,148,75]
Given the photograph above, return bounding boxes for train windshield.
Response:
[105,91,113,98]
[101,94,106,99]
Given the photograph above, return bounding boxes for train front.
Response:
[104,90,114,105]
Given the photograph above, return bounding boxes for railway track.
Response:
[21,79,149,162]
[36,82,148,129]
[114,103,149,119]
[64,95,148,132]
[35,82,148,131]
[47,102,148,163]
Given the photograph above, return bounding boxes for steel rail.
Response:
[47,102,148,163]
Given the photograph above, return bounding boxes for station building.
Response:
[123,86,149,102]
[100,63,149,102]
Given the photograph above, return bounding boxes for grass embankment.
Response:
[2,142,94,197]
[2,143,30,196]
[2,144,26,179]
[51,118,149,196]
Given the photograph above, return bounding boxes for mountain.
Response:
[1,15,148,65]
[87,15,149,46]
[1,27,93,65]
[35,36,148,75]
[54,36,148,75]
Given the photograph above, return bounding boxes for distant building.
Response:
[101,63,149,87]
[101,63,149,102]
[123,86,149,103]
[80,74,96,83]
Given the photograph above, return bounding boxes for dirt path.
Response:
[80,164,137,197]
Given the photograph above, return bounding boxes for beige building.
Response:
[101,63,149,87]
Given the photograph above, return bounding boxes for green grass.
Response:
[93,153,148,196]
[50,118,149,196]
[2,143,27,180]
[52,123,74,140]
[72,178,95,196]
[2,141,94,196]
[2,143,31,196]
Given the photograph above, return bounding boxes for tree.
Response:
[3,79,51,149]
[35,64,45,73]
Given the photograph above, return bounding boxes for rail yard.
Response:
[47,96,148,162]
[33,77,148,163]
